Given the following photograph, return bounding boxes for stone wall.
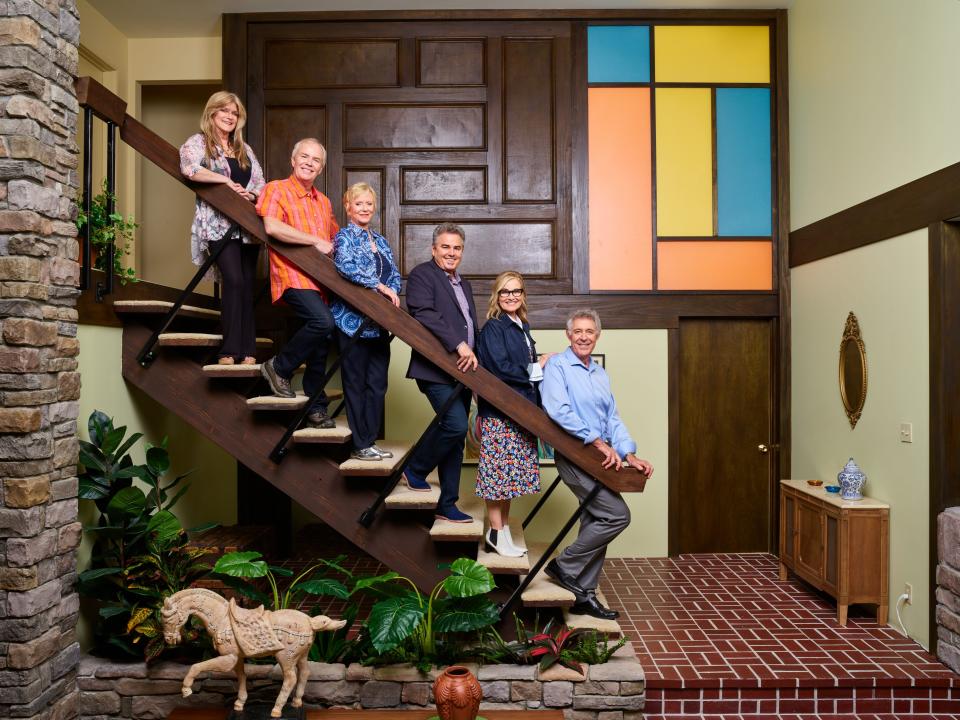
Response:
[78,649,645,720]
[937,507,960,673]
[0,1,82,719]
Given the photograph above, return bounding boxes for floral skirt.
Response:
[475,416,540,500]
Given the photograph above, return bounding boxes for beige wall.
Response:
[789,0,960,228]
[787,0,959,649]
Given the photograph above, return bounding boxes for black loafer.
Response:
[544,558,587,598]
[571,594,619,620]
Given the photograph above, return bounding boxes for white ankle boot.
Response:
[501,526,527,555]
[486,527,525,557]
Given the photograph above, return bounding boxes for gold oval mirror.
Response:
[839,312,867,429]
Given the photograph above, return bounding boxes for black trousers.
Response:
[213,236,260,360]
[339,330,390,450]
[274,288,336,413]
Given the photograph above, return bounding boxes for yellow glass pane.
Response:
[655,88,712,237]
[655,26,770,83]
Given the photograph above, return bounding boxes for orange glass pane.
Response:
[657,241,772,290]
[588,88,652,290]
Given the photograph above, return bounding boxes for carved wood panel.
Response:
[238,18,570,291]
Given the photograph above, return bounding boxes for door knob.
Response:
[758,443,780,454]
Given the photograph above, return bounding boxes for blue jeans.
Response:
[405,380,471,513]
[273,288,336,413]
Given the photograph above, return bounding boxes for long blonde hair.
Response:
[199,91,249,170]
[487,271,527,323]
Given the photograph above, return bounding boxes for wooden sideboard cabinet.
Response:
[779,479,889,625]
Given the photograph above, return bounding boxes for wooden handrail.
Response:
[76,76,646,494]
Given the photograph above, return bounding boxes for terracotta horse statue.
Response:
[161,588,346,718]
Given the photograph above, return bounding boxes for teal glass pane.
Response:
[716,88,772,236]
[588,26,650,83]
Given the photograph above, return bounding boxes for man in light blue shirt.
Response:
[541,308,653,619]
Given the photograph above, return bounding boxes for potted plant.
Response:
[76,180,138,284]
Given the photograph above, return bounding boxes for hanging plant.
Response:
[76,180,138,284]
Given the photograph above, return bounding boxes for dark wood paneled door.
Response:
[674,319,777,553]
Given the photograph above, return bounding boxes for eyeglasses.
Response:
[497,288,524,298]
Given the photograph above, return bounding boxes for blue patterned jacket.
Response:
[331,222,402,338]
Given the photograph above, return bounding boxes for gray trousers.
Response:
[554,453,631,593]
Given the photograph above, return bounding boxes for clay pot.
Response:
[433,665,482,720]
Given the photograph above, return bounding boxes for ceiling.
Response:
[86,0,794,38]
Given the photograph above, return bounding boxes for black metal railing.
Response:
[357,380,467,528]
[135,223,238,366]
[79,107,118,302]
[268,318,380,463]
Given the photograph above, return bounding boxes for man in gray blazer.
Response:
[401,223,479,523]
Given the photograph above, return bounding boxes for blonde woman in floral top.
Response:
[179,91,265,364]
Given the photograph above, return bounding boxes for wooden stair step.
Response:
[158,332,272,348]
[429,494,483,541]
[563,590,622,634]
[520,542,576,607]
[385,471,440,510]
[338,443,410,477]
[113,299,220,319]
[476,517,529,575]
[292,418,352,444]
[202,363,308,378]
[246,390,343,410]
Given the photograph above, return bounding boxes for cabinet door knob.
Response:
[758,443,780,454]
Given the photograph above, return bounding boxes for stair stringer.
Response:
[121,319,458,591]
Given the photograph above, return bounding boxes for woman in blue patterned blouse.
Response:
[332,183,402,462]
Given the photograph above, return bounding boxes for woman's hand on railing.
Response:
[377,284,400,307]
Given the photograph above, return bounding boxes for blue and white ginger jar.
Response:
[837,458,865,500]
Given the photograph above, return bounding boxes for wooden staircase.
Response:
[83,75,639,626]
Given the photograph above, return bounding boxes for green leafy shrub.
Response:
[76,180,138,284]
[77,410,214,661]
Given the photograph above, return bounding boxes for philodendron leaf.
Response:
[433,595,500,633]
[366,594,425,654]
[106,486,146,520]
[214,551,269,578]
[443,557,495,597]
[297,578,349,599]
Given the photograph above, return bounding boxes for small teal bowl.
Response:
[825,485,841,493]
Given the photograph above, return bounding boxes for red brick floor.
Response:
[597,553,960,717]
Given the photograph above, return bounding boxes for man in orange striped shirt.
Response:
[255,138,339,429]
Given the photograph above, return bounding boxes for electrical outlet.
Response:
[904,583,913,605]
[899,422,913,443]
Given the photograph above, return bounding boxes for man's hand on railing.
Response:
[455,342,478,372]
[592,438,622,471]
[625,453,653,478]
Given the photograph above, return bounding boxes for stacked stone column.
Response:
[938,507,960,673]
[0,1,81,719]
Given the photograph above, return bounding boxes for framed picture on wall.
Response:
[464,354,605,465]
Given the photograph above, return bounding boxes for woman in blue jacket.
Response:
[476,271,549,556]
[332,183,401,462]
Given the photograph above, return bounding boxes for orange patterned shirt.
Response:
[256,175,339,303]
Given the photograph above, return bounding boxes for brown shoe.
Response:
[260,357,294,398]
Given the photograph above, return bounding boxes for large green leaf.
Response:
[350,571,399,595]
[443,557,495,598]
[100,426,128,457]
[146,445,170,475]
[112,431,143,465]
[297,577,349,599]
[88,410,112,446]
[214,551,269,578]
[79,567,123,582]
[366,594,425,654]
[78,441,106,473]
[433,595,500,633]
[106,486,146,520]
[219,575,271,606]
[146,510,183,550]
[79,475,111,500]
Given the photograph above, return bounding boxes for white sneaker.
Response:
[501,526,527,555]
[485,528,525,557]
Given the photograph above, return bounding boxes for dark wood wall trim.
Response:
[790,161,960,267]
[667,327,680,555]
[928,220,960,654]
[231,9,785,23]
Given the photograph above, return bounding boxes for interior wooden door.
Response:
[674,318,777,553]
